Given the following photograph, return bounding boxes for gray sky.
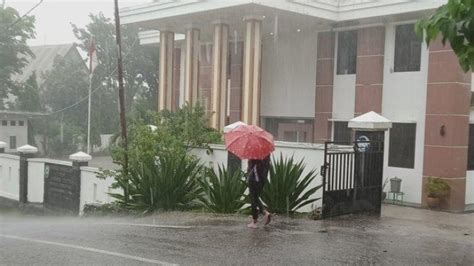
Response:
[6,0,147,46]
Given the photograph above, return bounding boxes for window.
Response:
[19,120,25,126]
[264,117,314,143]
[394,24,422,72]
[468,124,474,171]
[9,136,16,150]
[10,121,16,126]
[2,120,7,126]
[333,121,352,144]
[389,123,416,168]
[337,31,357,75]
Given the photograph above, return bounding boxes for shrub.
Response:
[109,153,203,212]
[262,155,321,214]
[425,177,450,198]
[196,165,247,214]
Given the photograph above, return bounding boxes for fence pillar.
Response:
[17,145,38,204]
[69,152,92,214]
[0,141,6,153]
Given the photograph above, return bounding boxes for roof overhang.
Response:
[120,0,447,30]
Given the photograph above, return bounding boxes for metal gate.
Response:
[321,139,384,218]
[44,163,80,214]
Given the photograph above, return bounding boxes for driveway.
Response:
[0,205,473,265]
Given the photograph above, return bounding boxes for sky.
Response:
[5,0,148,46]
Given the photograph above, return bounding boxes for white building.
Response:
[120,0,474,212]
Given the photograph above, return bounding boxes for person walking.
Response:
[247,155,272,229]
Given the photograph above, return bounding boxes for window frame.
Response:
[388,123,417,169]
[336,30,358,75]
[394,24,422,73]
[9,136,17,150]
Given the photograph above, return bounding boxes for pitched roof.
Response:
[12,44,79,86]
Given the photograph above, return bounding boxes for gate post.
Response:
[69,152,92,214]
[17,145,38,204]
[349,112,392,214]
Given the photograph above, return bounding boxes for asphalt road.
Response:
[1,205,473,265]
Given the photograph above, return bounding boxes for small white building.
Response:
[0,111,44,153]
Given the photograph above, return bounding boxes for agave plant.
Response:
[261,155,321,214]
[196,165,247,213]
[110,152,203,212]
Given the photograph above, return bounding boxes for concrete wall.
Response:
[0,114,28,153]
[381,23,430,205]
[0,154,20,200]
[261,32,318,118]
[80,167,119,214]
[27,159,45,203]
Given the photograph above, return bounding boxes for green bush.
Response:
[425,177,450,198]
[262,155,321,214]
[109,152,203,212]
[196,165,247,213]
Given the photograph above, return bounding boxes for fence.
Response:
[0,142,327,215]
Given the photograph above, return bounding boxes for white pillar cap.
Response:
[69,152,92,162]
[348,111,392,131]
[0,141,6,149]
[17,145,38,154]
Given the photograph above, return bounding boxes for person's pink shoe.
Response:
[247,222,258,229]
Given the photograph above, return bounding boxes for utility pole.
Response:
[114,0,129,199]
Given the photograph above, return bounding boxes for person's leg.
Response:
[255,182,265,215]
[248,181,259,228]
[257,182,272,225]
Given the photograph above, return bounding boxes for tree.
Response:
[15,72,42,112]
[0,6,35,109]
[72,13,159,119]
[416,0,474,72]
[40,56,91,155]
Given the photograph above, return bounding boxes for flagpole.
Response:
[87,72,92,154]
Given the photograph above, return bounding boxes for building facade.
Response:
[121,0,474,211]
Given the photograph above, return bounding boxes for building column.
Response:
[211,23,229,130]
[422,39,472,211]
[355,26,385,116]
[314,32,335,143]
[159,31,175,111]
[241,17,262,125]
[184,27,200,107]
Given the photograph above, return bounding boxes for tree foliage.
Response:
[416,0,474,72]
[0,6,35,109]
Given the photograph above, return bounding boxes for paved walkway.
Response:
[0,205,473,265]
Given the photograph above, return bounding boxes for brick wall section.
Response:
[355,26,385,116]
[229,41,243,124]
[422,39,472,211]
[199,44,213,113]
[314,32,335,143]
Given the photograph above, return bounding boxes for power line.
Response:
[45,37,139,116]
[6,0,43,30]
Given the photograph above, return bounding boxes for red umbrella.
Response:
[224,125,275,160]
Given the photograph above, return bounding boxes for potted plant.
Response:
[425,177,450,208]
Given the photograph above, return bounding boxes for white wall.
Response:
[466,171,474,205]
[381,23,430,205]
[27,159,45,203]
[80,167,120,214]
[192,142,325,212]
[0,154,20,200]
[261,32,318,118]
[332,31,356,120]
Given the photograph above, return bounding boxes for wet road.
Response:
[0,205,473,265]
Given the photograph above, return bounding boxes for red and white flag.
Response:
[88,36,98,75]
